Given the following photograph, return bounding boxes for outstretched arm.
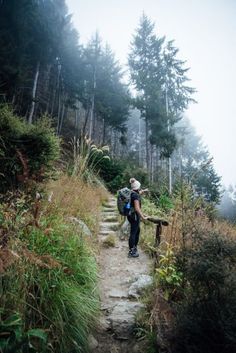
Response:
[134,199,147,221]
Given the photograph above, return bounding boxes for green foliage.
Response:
[157,193,173,212]
[98,156,149,192]
[0,0,81,118]
[129,14,195,158]
[140,197,169,254]
[156,243,183,300]
[172,232,236,353]
[0,105,60,193]
[0,312,47,353]
[0,194,99,352]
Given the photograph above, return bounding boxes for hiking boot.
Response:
[128,248,139,258]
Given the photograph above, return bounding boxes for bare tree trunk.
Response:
[82,107,90,137]
[89,37,98,139]
[28,61,40,124]
[75,100,80,138]
[56,90,62,135]
[89,91,95,139]
[150,144,154,184]
[11,94,16,105]
[139,116,142,167]
[50,60,61,116]
[145,118,149,171]
[58,102,66,135]
[102,118,106,145]
[45,64,52,114]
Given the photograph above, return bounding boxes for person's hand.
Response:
[140,188,149,195]
[141,215,148,222]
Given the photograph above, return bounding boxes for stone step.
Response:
[103,213,119,222]
[102,207,117,213]
[108,301,145,339]
[98,230,117,237]
[100,221,119,227]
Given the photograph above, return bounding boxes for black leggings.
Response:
[127,215,140,249]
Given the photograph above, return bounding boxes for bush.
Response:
[172,232,236,353]
[0,105,60,193]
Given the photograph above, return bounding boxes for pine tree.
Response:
[82,36,130,144]
[129,13,165,170]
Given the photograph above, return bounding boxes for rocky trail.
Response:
[89,196,153,353]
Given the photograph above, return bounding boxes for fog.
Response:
[67,0,236,187]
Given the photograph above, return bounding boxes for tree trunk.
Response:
[75,100,80,138]
[28,61,40,124]
[45,64,52,114]
[89,65,97,140]
[102,118,106,145]
[150,144,154,184]
[58,102,66,135]
[139,116,142,167]
[50,60,61,116]
[82,107,90,137]
[56,90,62,135]
[145,118,150,171]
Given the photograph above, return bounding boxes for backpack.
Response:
[117,187,134,216]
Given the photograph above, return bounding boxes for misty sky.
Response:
[67,0,236,187]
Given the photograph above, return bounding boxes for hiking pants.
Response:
[127,214,140,250]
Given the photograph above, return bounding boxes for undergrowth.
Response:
[0,175,108,352]
[136,185,236,353]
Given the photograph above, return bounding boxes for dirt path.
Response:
[89,196,153,353]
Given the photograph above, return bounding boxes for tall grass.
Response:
[0,175,109,352]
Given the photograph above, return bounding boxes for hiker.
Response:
[127,178,148,258]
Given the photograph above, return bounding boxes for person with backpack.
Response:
[127,177,148,258]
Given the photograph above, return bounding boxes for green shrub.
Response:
[0,105,60,193]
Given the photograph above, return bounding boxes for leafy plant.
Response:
[158,194,173,212]
[155,243,183,300]
[0,312,47,353]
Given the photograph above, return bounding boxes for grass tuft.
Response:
[102,235,116,248]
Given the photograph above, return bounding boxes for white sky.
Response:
[66,0,236,187]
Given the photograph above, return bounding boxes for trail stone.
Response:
[98,317,112,330]
[98,230,116,237]
[100,221,120,228]
[88,335,98,350]
[68,217,92,236]
[128,274,153,299]
[108,289,128,298]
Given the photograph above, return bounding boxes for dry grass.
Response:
[46,174,109,234]
[163,207,236,250]
[102,234,116,248]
